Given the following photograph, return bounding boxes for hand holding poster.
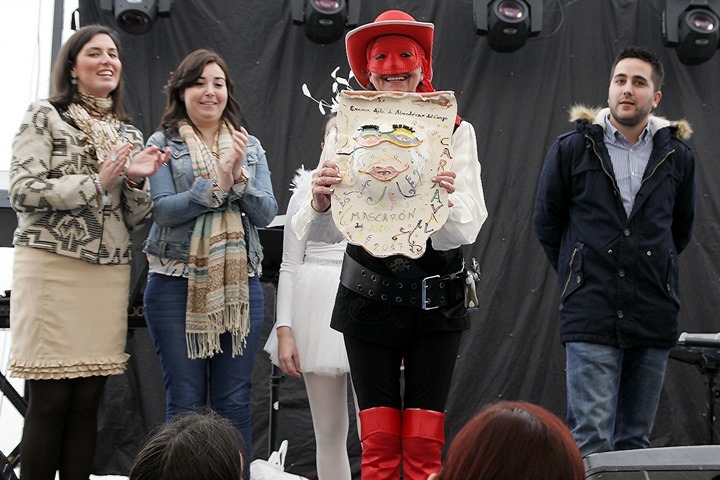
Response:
[331,90,458,259]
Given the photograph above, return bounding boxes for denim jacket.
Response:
[143,130,278,274]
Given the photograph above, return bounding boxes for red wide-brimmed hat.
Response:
[346,10,434,89]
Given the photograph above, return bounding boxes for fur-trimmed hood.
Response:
[568,105,693,141]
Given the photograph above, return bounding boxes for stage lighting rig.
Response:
[100,0,172,35]
[663,0,720,65]
[475,0,542,52]
[291,0,361,44]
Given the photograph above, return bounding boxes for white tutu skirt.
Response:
[264,258,350,376]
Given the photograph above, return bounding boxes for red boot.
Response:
[401,409,445,480]
[359,407,402,480]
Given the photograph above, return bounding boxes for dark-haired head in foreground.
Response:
[129,412,246,480]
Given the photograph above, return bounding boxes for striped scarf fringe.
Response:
[181,120,250,359]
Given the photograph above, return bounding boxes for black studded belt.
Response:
[339,252,465,310]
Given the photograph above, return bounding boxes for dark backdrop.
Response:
[76,0,720,477]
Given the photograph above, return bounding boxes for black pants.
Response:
[344,330,463,412]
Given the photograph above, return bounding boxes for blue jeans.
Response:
[565,342,670,456]
[143,272,264,459]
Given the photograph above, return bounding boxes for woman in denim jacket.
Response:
[142,49,277,467]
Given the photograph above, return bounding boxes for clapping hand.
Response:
[126,145,171,183]
[98,142,133,190]
[216,127,249,191]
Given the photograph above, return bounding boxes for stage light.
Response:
[474,0,542,52]
[663,0,720,65]
[100,0,172,35]
[291,0,361,44]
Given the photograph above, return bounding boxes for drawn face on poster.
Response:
[331,91,457,258]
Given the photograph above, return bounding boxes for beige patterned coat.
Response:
[9,100,152,264]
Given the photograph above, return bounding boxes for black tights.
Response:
[20,376,107,480]
[344,331,463,412]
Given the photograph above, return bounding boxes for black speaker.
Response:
[585,446,720,479]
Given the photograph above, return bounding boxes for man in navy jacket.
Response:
[534,46,695,456]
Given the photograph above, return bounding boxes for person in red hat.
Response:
[292,9,488,480]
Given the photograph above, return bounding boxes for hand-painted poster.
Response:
[331,90,457,259]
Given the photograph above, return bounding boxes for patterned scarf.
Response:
[180,120,249,359]
[66,92,122,163]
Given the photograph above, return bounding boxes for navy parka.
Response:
[534,107,695,348]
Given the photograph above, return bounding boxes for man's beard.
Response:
[610,98,652,128]
[611,107,651,128]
